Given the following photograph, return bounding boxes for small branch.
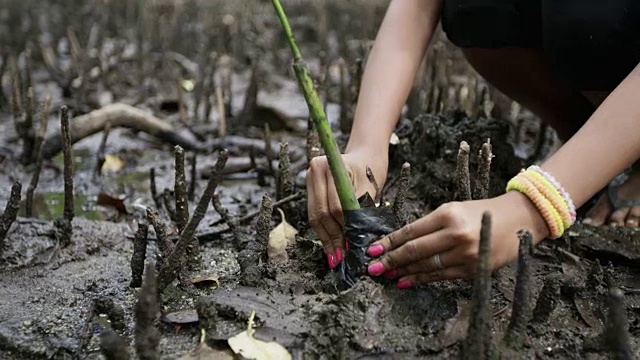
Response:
[157,149,229,291]
[130,222,148,288]
[0,181,22,249]
[473,139,492,200]
[135,264,160,360]
[208,191,304,228]
[456,141,472,201]
[174,146,189,233]
[461,211,493,359]
[94,121,111,179]
[393,162,411,227]
[271,0,359,211]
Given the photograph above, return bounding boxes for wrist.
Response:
[499,191,551,243]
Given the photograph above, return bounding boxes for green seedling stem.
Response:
[271,0,360,211]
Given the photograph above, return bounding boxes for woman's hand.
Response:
[307,150,388,269]
[365,191,549,288]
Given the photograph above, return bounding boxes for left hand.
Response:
[365,191,550,289]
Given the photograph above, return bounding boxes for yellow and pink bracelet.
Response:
[506,165,576,239]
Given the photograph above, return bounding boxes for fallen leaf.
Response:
[191,274,221,289]
[437,299,471,348]
[181,79,196,92]
[574,296,605,332]
[179,329,236,360]
[228,310,292,360]
[267,208,298,264]
[96,192,128,214]
[101,154,124,172]
[389,132,400,145]
[162,309,199,325]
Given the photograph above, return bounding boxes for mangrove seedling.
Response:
[271,0,395,287]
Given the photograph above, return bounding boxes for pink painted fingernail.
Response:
[367,244,384,257]
[367,262,385,276]
[397,279,414,289]
[335,248,344,263]
[328,253,337,269]
[383,269,397,279]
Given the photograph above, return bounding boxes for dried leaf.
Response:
[96,192,128,214]
[191,274,221,289]
[102,154,124,172]
[162,309,199,325]
[227,310,292,360]
[179,329,236,360]
[389,132,400,145]
[267,208,298,264]
[574,296,605,332]
[437,299,471,348]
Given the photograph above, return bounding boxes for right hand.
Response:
[306,150,388,269]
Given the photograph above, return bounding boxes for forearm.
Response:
[345,0,443,155]
[541,62,640,208]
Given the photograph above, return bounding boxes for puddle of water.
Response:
[20,192,104,221]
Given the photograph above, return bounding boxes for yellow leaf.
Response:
[267,208,298,264]
[227,310,292,360]
[102,154,124,172]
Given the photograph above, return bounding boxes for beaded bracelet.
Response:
[506,166,576,239]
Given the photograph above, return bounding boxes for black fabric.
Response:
[338,206,395,287]
[441,0,640,91]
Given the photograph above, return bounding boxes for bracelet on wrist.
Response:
[506,165,575,239]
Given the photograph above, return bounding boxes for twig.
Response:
[502,230,533,347]
[208,191,304,228]
[277,142,293,200]
[255,194,273,248]
[26,92,51,217]
[473,139,492,200]
[146,209,172,268]
[130,222,148,288]
[0,181,22,249]
[174,146,189,232]
[460,212,493,359]
[271,0,359,211]
[135,264,160,360]
[456,141,471,201]
[393,162,411,227]
[157,149,229,291]
[94,121,111,179]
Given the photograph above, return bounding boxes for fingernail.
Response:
[335,248,344,263]
[627,220,638,227]
[397,279,414,289]
[367,262,385,276]
[582,218,592,225]
[609,222,618,228]
[367,244,384,257]
[383,269,397,279]
[328,253,337,269]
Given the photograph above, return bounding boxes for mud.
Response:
[0,0,639,359]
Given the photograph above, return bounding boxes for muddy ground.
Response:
[0,1,638,359]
